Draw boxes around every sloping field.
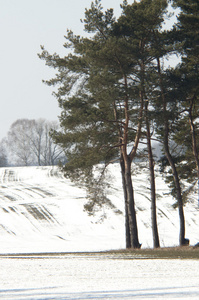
[0,164,198,254]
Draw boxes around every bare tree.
[6,118,64,166]
[7,119,35,166]
[40,120,64,166]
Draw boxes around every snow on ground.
[1,254,199,299]
[0,163,198,253]
[0,165,125,253]
[0,164,199,299]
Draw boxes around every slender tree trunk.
[189,99,199,208]
[144,100,160,248]
[120,154,131,248]
[164,139,187,245]
[123,155,141,249]
[157,57,187,246]
[113,95,132,248]
[121,147,140,249]
[121,73,141,249]
[189,99,199,178]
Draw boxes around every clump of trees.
[39,0,199,248]
[0,118,64,167]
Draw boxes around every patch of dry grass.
[107,246,199,259]
[1,246,199,259]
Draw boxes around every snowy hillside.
[0,164,198,254]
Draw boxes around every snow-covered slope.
[0,164,198,254]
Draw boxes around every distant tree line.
[39,0,199,249]
[0,118,64,167]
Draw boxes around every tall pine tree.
[39,0,143,248]
[172,0,199,191]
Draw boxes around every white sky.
[0,0,178,142]
[0,0,131,141]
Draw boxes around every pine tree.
[39,0,142,248]
[152,28,189,246]
[172,0,199,187]
[39,0,170,248]
[115,0,169,248]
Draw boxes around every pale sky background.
[0,0,178,142]
[0,0,133,141]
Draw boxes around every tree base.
[181,238,190,246]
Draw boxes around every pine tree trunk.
[124,156,141,249]
[157,57,187,246]
[189,100,199,179]
[120,154,131,248]
[121,73,141,249]
[145,102,160,248]
[164,143,187,245]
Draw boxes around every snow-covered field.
[1,254,199,299]
[0,164,198,252]
[0,164,199,299]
